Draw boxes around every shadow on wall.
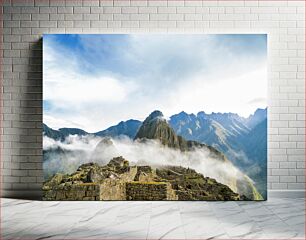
[6,38,43,200]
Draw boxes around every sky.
[43,34,267,132]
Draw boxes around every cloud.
[43,39,137,106]
[43,34,267,131]
[43,115,84,130]
[248,97,267,105]
[43,135,247,193]
[164,65,267,118]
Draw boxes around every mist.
[43,135,248,192]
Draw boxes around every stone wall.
[100,179,125,200]
[135,166,156,182]
[100,166,138,200]
[126,182,178,201]
[43,166,181,201]
[43,183,100,201]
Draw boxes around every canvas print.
[43,34,267,201]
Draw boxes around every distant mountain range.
[43,108,267,198]
[168,108,267,198]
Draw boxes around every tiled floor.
[1,198,305,239]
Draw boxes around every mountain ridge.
[43,108,267,198]
[43,108,266,140]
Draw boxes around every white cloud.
[43,135,247,193]
[43,115,84,130]
[43,42,137,107]
[164,65,267,118]
[43,34,267,132]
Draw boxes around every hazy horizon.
[44,107,267,132]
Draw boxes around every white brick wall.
[1,0,305,198]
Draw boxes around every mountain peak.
[134,110,182,149]
[245,108,267,129]
[146,110,164,122]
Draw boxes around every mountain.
[168,109,267,198]
[168,109,267,167]
[43,120,141,140]
[242,118,267,198]
[244,108,267,129]
[43,123,65,141]
[96,119,141,139]
[134,110,224,157]
[133,110,262,200]
[43,123,88,141]
[134,110,181,149]
[43,108,267,199]
[58,127,88,137]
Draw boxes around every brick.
[289,169,304,176]
[269,176,279,183]
[185,0,202,7]
[65,14,83,20]
[12,14,31,20]
[50,14,65,20]
[209,7,225,13]
[39,6,57,14]
[130,14,149,21]
[58,21,73,28]
[139,7,157,14]
[99,14,113,20]
[288,183,305,189]
[177,7,196,14]
[74,7,90,14]
[90,21,107,28]
[114,14,130,21]
[158,7,176,14]
[195,7,209,14]
[159,21,176,28]
[121,20,139,28]
[148,0,167,7]
[12,0,34,7]
[280,176,296,183]
[65,0,82,6]
[74,21,90,28]
[31,14,49,20]
[280,162,296,169]
[49,0,65,6]
[90,6,104,13]
[121,7,138,14]
[103,6,121,14]
[83,14,99,20]
[12,28,31,35]
[140,20,158,28]
[271,183,287,189]
[150,14,168,21]
[131,0,147,7]
[21,6,39,13]
[39,21,57,28]
[57,6,73,14]
[83,0,99,6]
[35,0,49,6]
[185,14,202,21]
[210,21,234,28]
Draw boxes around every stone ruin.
[43,156,178,201]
